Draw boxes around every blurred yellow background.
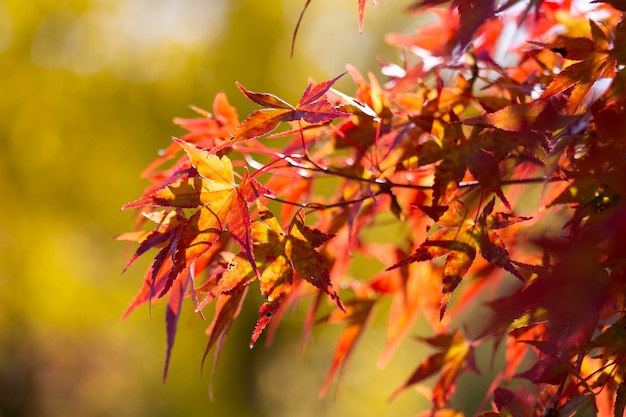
[0,1,444,416]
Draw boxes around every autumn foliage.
[119,1,626,415]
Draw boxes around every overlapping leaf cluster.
[120,1,626,415]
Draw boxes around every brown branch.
[281,152,564,191]
[263,192,379,211]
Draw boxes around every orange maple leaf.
[388,198,530,319]
[123,139,270,293]
[198,204,344,349]
[217,74,350,150]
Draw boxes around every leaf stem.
[237,140,566,194]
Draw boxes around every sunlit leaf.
[236,81,293,109]
[389,198,527,318]
[222,75,349,148]
[163,270,188,381]
[119,2,626,413]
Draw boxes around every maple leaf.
[387,7,460,60]
[475,276,548,343]
[403,0,497,55]
[395,117,467,206]
[141,92,239,180]
[202,204,344,348]
[454,0,496,52]
[123,139,270,296]
[119,210,185,275]
[389,331,478,407]
[251,207,344,346]
[218,74,349,149]
[477,239,610,389]
[515,342,574,386]
[463,99,575,133]
[120,214,232,382]
[118,2,626,413]
[502,331,534,382]
[163,269,188,381]
[398,109,521,209]
[387,198,529,318]
[535,26,618,114]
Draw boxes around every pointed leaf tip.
[250,302,280,348]
[235,81,293,110]
[163,276,187,382]
[298,72,347,107]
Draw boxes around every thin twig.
[263,192,378,211]
[291,0,312,58]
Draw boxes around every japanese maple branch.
[263,191,381,211]
[284,151,565,190]
[235,137,566,194]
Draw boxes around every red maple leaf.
[217,73,350,149]
[388,198,530,319]
[122,139,271,325]
[198,204,344,349]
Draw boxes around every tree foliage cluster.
[119,1,626,415]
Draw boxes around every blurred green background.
[0,1,442,416]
